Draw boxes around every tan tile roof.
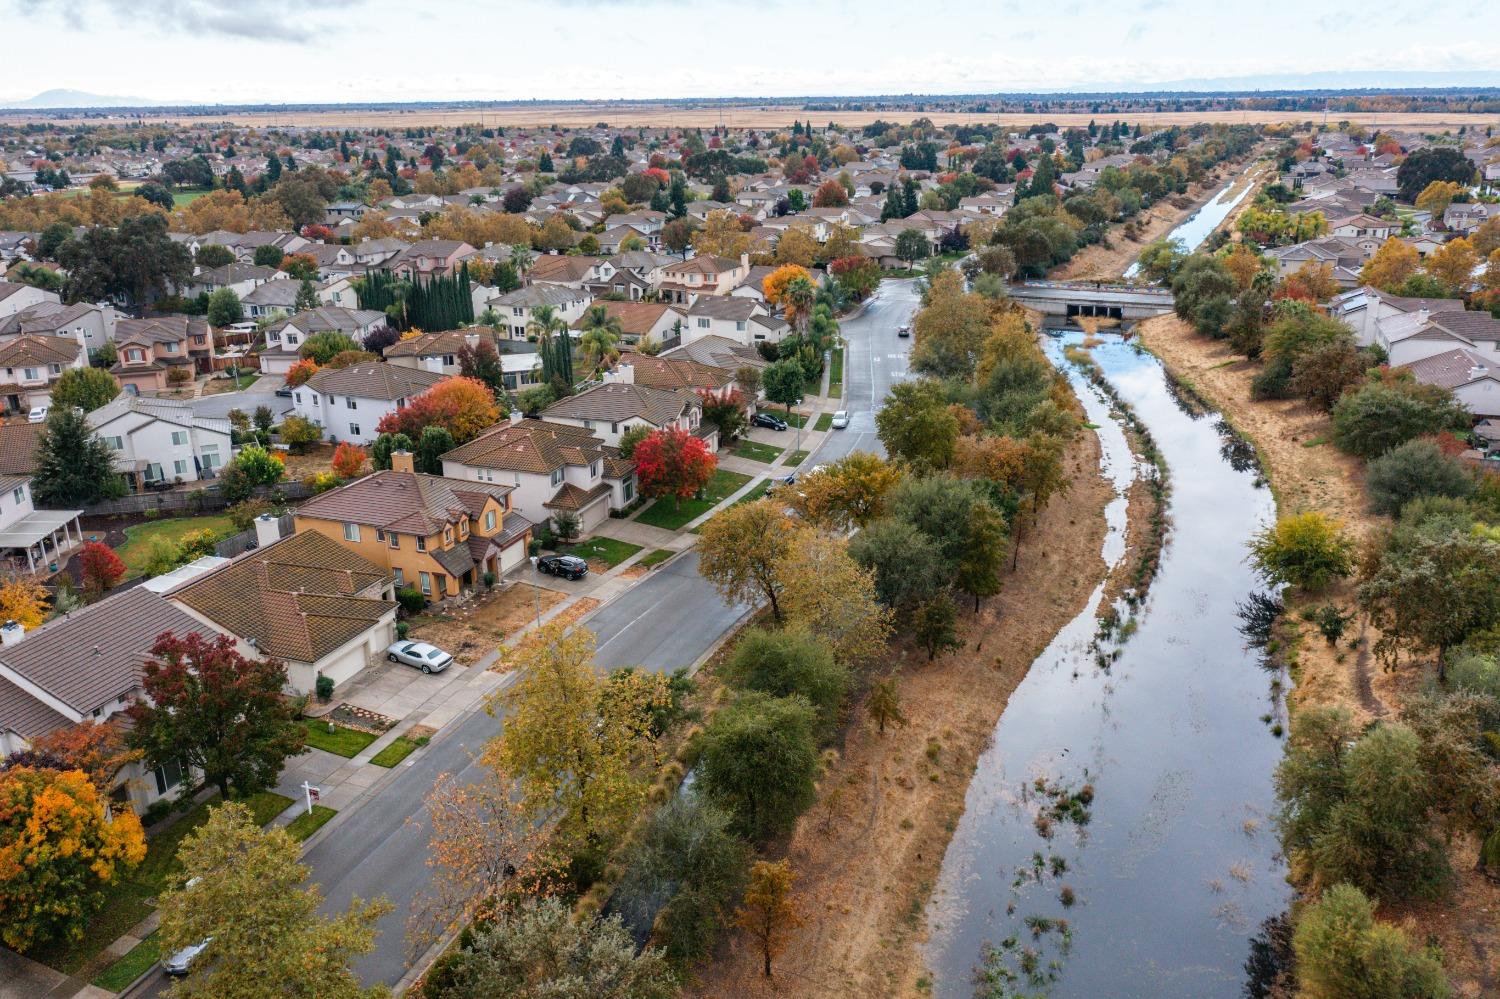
[545,481,612,511]
[442,418,607,475]
[294,469,511,535]
[569,301,684,338]
[0,423,40,474]
[304,363,445,401]
[542,381,695,428]
[622,355,732,392]
[171,531,389,664]
[0,334,81,368]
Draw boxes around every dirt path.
[684,431,1116,998]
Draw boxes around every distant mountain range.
[0,89,190,109]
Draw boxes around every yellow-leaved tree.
[1425,236,1477,290]
[1360,237,1420,291]
[0,577,49,629]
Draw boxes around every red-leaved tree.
[77,541,126,598]
[284,358,319,387]
[331,442,368,479]
[633,427,717,508]
[375,376,499,445]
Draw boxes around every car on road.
[163,937,211,977]
[897,324,911,337]
[752,412,788,431]
[274,387,294,398]
[384,640,454,674]
[26,405,47,423]
[536,553,589,580]
[764,472,797,496]
[831,410,849,429]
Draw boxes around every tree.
[483,621,665,851]
[57,213,191,309]
[32,407,125,506]
[370,432,415,471]
[724,627,847,735]
[294,278,320,312]
[787,451,901,531]
[1170,253,1236,336]
[775,530,891,666]
[195,243,235,269]
[1425,236,1476,290]
[829,255,881,301]
[735,859,805,978]
[0,577,48,629]
[866,676,909,735]
[956,501,1008,610]
[277,414,322,454]
[127,632,305,800]
[1292,883,1449,999]
[77,540,125,598]
[761,264,813,311]
[577,310,621,372]
[1396,146,1475,201]
[632,427,716,507]
[1416,179,1465,221]
[1360,238,1421,292]
[910,270,990,379]
[331,442,368,479]
[416,425,456,475]
[284,357,319,388]
[299,330,360,365]
[876,378,959,472]
[376,376,500,445]
[848,517,948,613]
[0,765,146,952]
[1291,340,1368,411]
[773,225,819,268]
[895,228,930,266]
[204,287,243,327]
[700,692,820,841]
[48,365,118,412]
[1331,381,1468,459]
[914,594,963,659]
[1366,439,1474,517]
[1248,512,1355,593]
[252,244,284,268]
[424,897,677,999]
[811,179,848,208]
[157,802,390,999]
[761,358,805,415]
[697,499,796,621]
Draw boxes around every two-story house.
[111,316,213,393]
[659,253,751,304]
[441,415,636,533]
[569,301,685,347]
[0,280,59,318]
[383,329,544,393]
[179,263,282,301]
[293,453,533,599]
[0,301,116,355]
[0,334,86,414]
[479,284,593,341]
[292,363,446,445]
[88,395,234,490]
[541,371,713,450]
[683,296,789,346]
[259,307,386,375]
[388,239,476,278]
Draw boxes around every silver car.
[831,410,849,429]
[163,937,211,976]
[384,640,453,674]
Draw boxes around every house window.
[419,571,432,595]
[550,468,564,487]
[22,367,37,381]
[485,510,496,531]
[164,342,178,353]
[392,567,404,586]
[173,459,189,476]
[49,363,61,375]
[376,528,385,542]
[343,523,361,542]
[623,479,634,502]
[293,392,301,404]
[349,423,361,437]
[396,397,406,409]
[105,436,123,450]
[171,430,188,447]
[696,318,710,329]
[201,449,221,470]
[590,460,601,478]
[11,484,24,504]
[436,575,448,597]
[389,533,400,549]
[443,354,455,365]
[286,333,299,346]
[127,349,143,362]
[152,759,184,796]
[458,520,467,538]
[346,397,357,409]
[416,535,427,552]
[444,527,453,545]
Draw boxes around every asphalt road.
[188,374,290,421]
[127,278,917,995]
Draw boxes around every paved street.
[188,375,290,420]
[126,277,917,996]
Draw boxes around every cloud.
[10,0,368,42]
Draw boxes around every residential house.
[1445,202,1496,234]
[1372,309,1500,367]
[0,472,83,576]
[683,295,789,346]
[1401,347,1500,419]
[241,276,356,319]
[660,334,770,378]
[350,237,410,269]
[659,254,751,304]
[1329,286,1466,348]
[441,416,636,533]
[0,301,116,354]
[0,334,86,414]
[479,284,593,341]
[0,280,58,318]
[1326,213,1397,253]
[291,363,445,445]
[259,307,386,375]
[293,453,533,598]
[541,369,713,450]
[179,263,282,300]
[111,315,213,392]
[568,300,685,346]
[88,395,234,490]
[528,254,613,289]
[383,329,543,392]
[389,239,476,278]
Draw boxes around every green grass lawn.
[778,410,810,428]
[814,413,833,432]
[116,514,236,579]
[241,790,294,826]
[829,347,844,395]
[561,535,643,568]
[370,736,426,768]
[285,805,337,842]
[635,469,752,532]
[92,933,160,991]
[170,188,214,206]
[637,548,676,569]
[785,450,811,467]
[734,439,785,463]
[300,722,379,758]
[732,478,772,506]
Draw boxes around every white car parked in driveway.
[384,640,454,673]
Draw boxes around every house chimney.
[254,513,281,548]
[606,362,635,385]
[509,409,524,426]
[739,252,749,271]
[1417,308,1430,323]
[390,449,416,474]
[0,620,24,647]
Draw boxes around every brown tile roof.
[431,542,476,579]
[0,672,72,741]
[383,329,492,359]
[171,531,389,664]
[294,469,511,535]
[0,587,219,717]
[542,381,695,427]
[622,355,732,392]
[545,481,612,511]
[442,418,608,475]
[304,363,445,401]
[0,423,40,475]
[529,255,601,284]
[0,334,81,368]
[568,301,684,337]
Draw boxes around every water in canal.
[923,330,1287,998]
[1123,165,1259,280]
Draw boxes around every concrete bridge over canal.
[1009,281,1175,320]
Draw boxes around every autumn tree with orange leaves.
[284,357,319,388]
[331,442,369,479]
[0,766,146,951]
[77,540,126,598]
[376,376,499,446]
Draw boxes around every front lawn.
[829,347,844,395]
[637,548,676,569]
[370,736,426,768]
[92,933,160,991]
[814,413,833,432]
[300,722,379,758]
[116,514,236,579]
[634,470,752,532]
[560,535,643,568]
[784,450,811,467]
[285,805,337,842]
[732,478,772,507]
[241,790,295,825]
[734,440,785,463]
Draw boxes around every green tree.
[294,278,320,312]
[1366,439,1475,517]
[32,407,125,506]
[875,378,959,471]
[866,676,908,734]
[158,803,390,999]
[48,366,119,412]
[205,287,243,327]
[698,692,820,841]
[416,425,456,475]
[127,632,306,801]
[1170,254,1237,337]
[697,499,795,621]
[909,270,989,380]
[848,517,948,613]
[913,594,963,660]
[252,244,284,268]
[57,213,192,309]
[886,473,995,562]
[1331,382,1468,459]
[956,502,1008,611]
[277,414,322,454]
[423,897,676,999]
[371,432,415,470]
[761,358,805,414]
[218,445,285,503]
[722,627,847,735]
[895,228,930,266]
[1248,511,1355,592]
[1293,883,1450,999]
[299,330,360,364]
[194,243,235,269]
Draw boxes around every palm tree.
[509,245,536,286]
[525,303,566,342]
[782,274,817,335]
[577,305,623,372]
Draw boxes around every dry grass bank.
[684,431,1117,998]
[1134,312,1500,997]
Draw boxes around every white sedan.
[831,410,849,429]
[384,640,454,674]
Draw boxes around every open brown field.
[14,105,1500,130]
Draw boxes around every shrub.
[1248,354,1296,401]
[303,471,339,494]
[721,628,847,737]
[226,498,272,533]
[395,586,425,615]
[1248,511,1355,592]
[1293,883,1449,999]
[1366,438,1475,517]
[395,620,409,639]
[1331,381,1469,459]
[165,366,192,385]
[697,692,820,841]
[314,675,334,702]
[277,415,322,454]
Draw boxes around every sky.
[5,0,1500,105]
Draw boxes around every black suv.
[752,412,788,431]
[536,553,589,580]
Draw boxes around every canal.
[1123,165,1259,279]
[922,330,1287,998]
